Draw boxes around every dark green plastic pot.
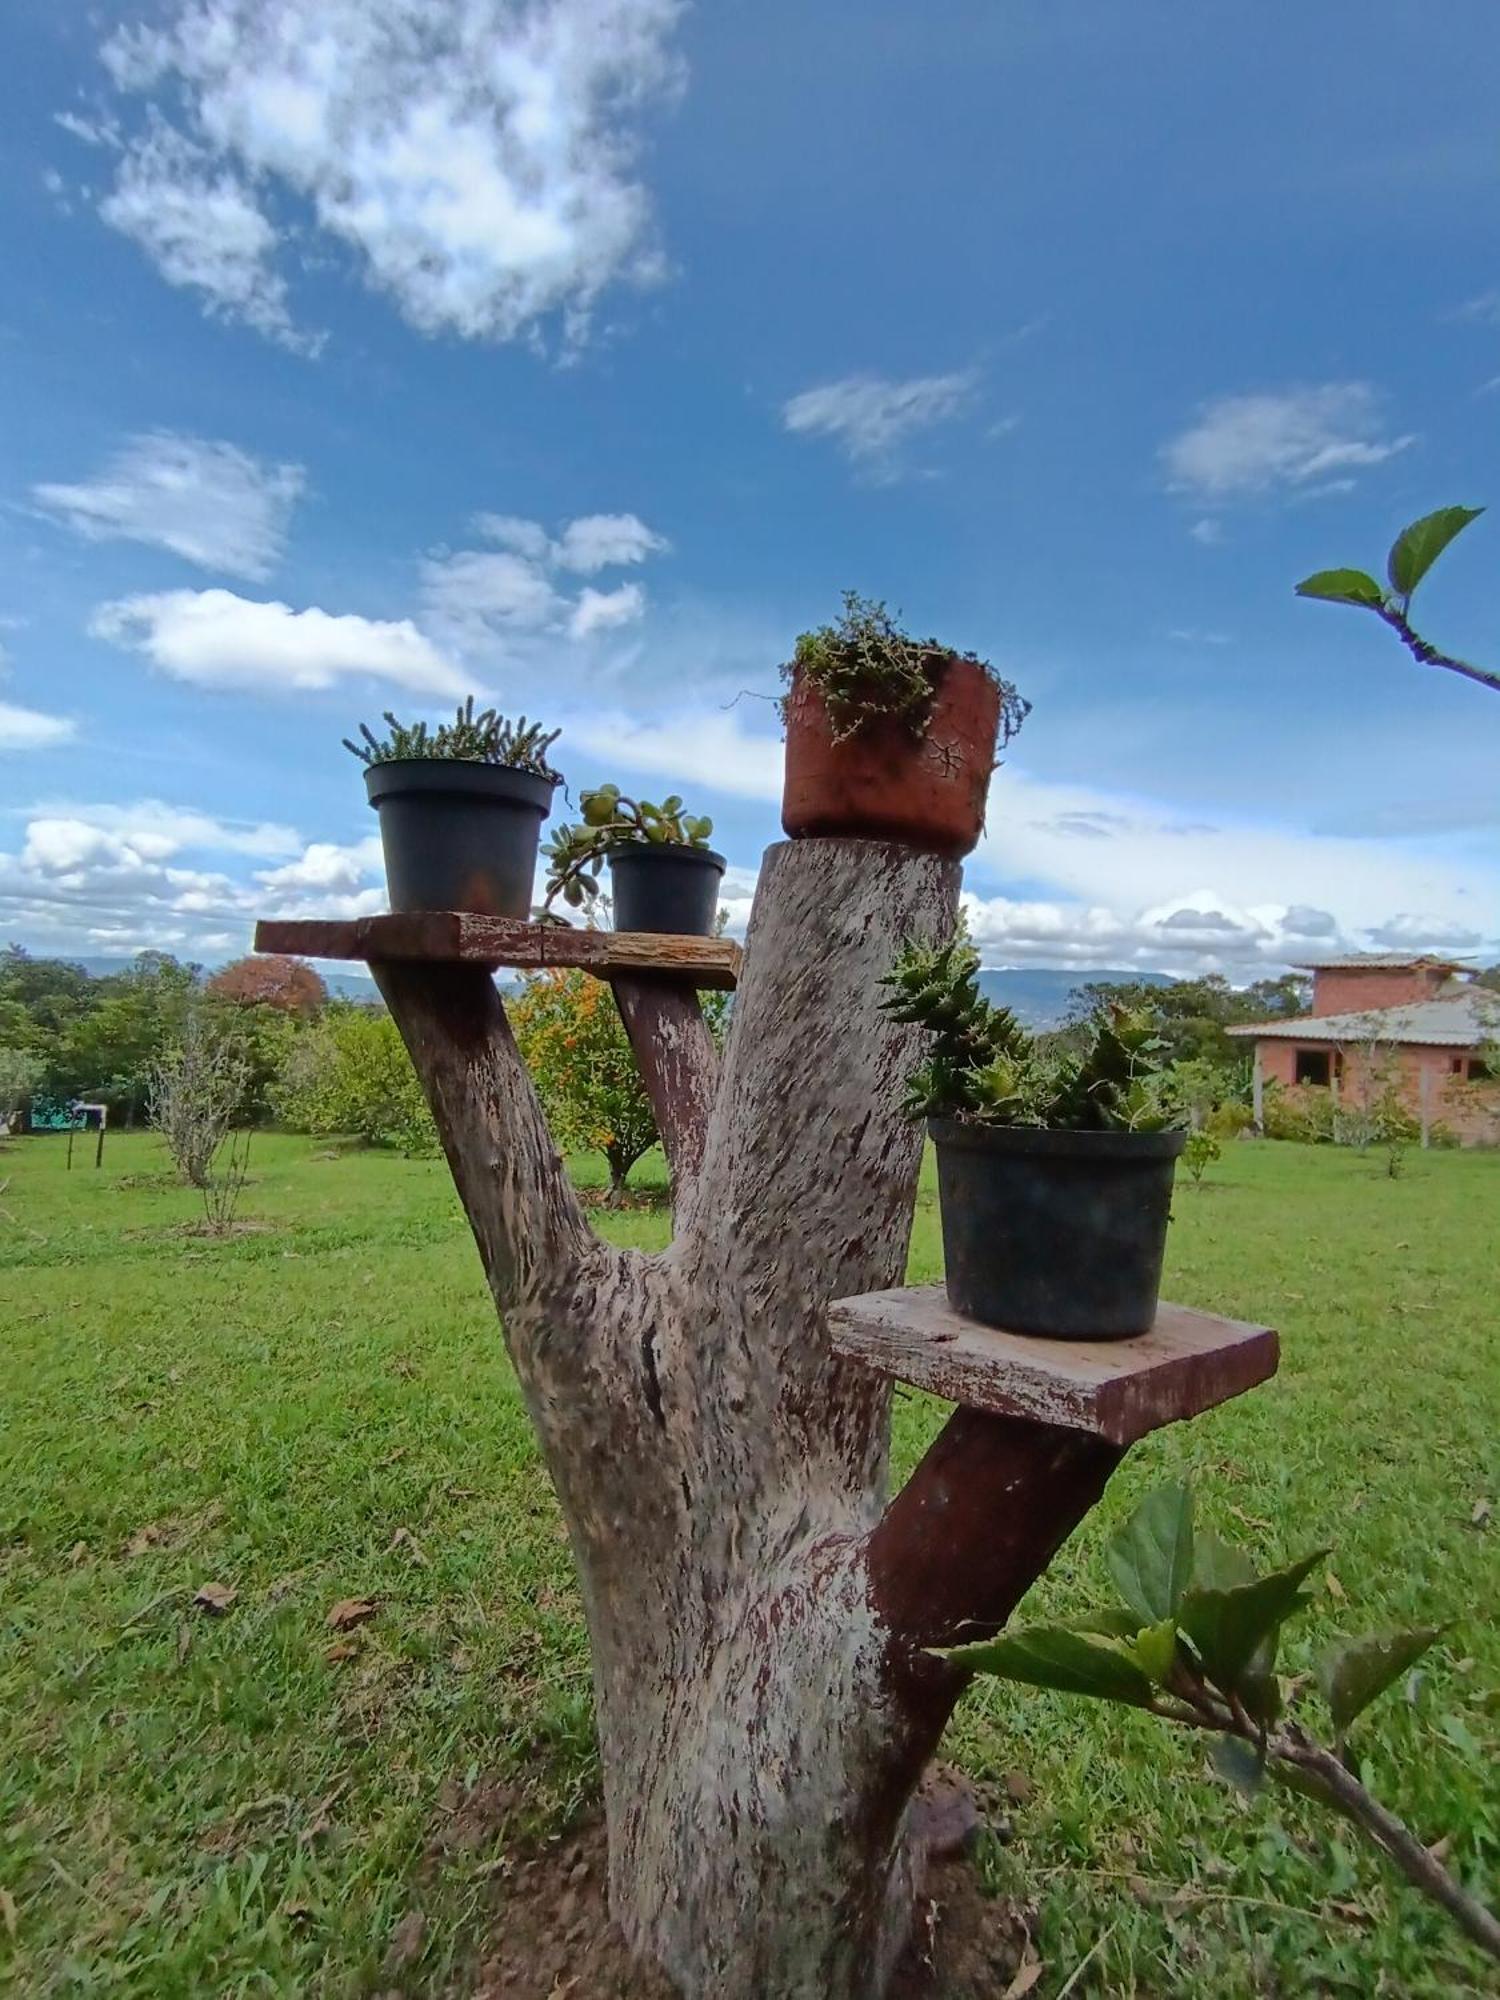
[930,1119,1186,1340]
[364,760,556,917]
[607,844,726,935]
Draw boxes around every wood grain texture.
[255,912,741,987]
[828,1285,1278,1446]
[608,974,718,1190]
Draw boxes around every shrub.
[273,1003,435,1155]
[1261,1081,1335,1144]
[148,1011,252,1188]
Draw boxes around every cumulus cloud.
[421,511,667,654]
[33,432,304,579]
[0,703,76,751]
[1161,383,1414,501]
[569,582,645,639]
[0,809,386,959]
[90,0,685,349]
[99,116,310,349]
[90,587,468,696]
[782,369,979,473]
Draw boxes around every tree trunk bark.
[374,839,1122,1999]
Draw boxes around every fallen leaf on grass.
[1472,1498,1492,1528]
[1003,1769,1034,1805]
[67,1540,89,1566]
[177,1621,193,1663]
[193,1581,237,1615]
[0,1887,17,1939]
[1324,1569,1346,1602]
[1001,1944,1044,1998]
[1229,1506,1272,1533]
[327,1597,377,1631]
[387,1527,427,1567]
[325,1640,361,1664]
[384,1909,427,1975]
[1427,1835,1453,1865]
[282,1900,314,1925]
[124,1521,173,1557]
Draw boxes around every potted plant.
[780,592,1029,857]
[881,938,1186,1338]
[345,700,561,919]
[542,786,724,935]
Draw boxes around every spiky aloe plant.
[343,698,562,779]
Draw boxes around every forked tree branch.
[1378,602,1500,694]
[373,960,602,1320]
[608,973,719,1197]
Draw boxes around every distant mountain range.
[56,956,1166,1027]
[975,967,1171,1030]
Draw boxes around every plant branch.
[1376,604,1500,695]
[1151,1674,1500,1964]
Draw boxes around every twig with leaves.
[943,1483,1500,1964]
[1297,505,1500,695]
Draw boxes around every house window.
[1451,1058,1465,1075]
[1295,1048,1331,1086]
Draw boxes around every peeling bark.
[375,840,1127,2000]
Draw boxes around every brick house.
[1228,954,1500,1146]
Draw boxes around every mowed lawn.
[2,1131,1497,1998]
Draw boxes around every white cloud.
[92,0,685,350]
[1455,288,1500,327]
[256,835,383,897]
[554,513,668,572]
[1167,628,1231,646]
[782,369,979,470]
[562,706,783,800]
[422,511,667,653]
[12,800,301,861]
[90,587,468,697]
[98,116,310,349]
[569,582,645,639]
[1161,384,1414,501]
[1188,517,1224,545]
[33,432,304,580]
[0,703,76,751]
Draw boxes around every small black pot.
[607,843,726,936]
[364,759,555,918]
[930,1120,1186,1340]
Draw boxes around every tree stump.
[260,838,1271,1998]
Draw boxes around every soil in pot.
[930,1120,1186,1340]
[607,844,726,935]
[781,654,1002,858]
[365,760,555,918]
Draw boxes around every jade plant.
[945,1481,1499,1964]
[782,590,1031,745]
[543,786,715,912]
[1296,504,1500,695]
[343,698,562,778]
[881,937,1181,1130]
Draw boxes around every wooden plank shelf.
[254,913,741,989]
[828,1285,1277,1447]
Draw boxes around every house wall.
[1256,1038,1499,1145]
[1310,966,1450,1016]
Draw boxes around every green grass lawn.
[2,1130,1496,1996]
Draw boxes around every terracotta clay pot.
[781,654,1002,857]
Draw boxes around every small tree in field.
[509,966,659,1200]
[0,1047,43,1131]
[271,1002,435,1154]
[148,1011,251,1188]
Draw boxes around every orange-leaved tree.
[207,953,328,1015]
[508,966,660,1200]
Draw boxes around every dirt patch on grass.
[434,1803,1027,1999]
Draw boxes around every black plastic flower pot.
[929,1119,1187,1340]
[364,760,555,918]
[606,844,726,935]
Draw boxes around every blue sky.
[3,0,1499,976]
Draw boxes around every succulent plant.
[542,786,715,912]
[343,698,562,780]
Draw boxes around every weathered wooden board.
[255,913,740,988]
[828,1284,1277,1446]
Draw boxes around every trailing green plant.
[941,1481,1500,1964]
[881,938,1182,1131]
[542,786,715,913]
[781,590,1030,745]
[343,697,562,778]
[1296,505,1500,695]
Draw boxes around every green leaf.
[1318,1627,1446,1737]
[1179,1550,1327,1703]
[1294,568,1386,609]
[1124,1617,1179,1686]
[1192,1530,1256,1593]
[944,1626,1156,1707]
[1071,1607,1143,1640]
[1209,1735,1264,1798]
[1386,506,1484,598]
[1107,1483,1196,1624]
